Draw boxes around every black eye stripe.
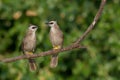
[49,22,53,24]
[32,27,36,29]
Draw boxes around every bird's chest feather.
[28,33,36,42]
[24,33,36,51]
[50,27,61,45]
[50,28,58,39]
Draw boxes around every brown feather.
[21,28,37,71]
[49,23,63,68]
[22,30,36,53]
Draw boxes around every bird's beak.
[45,22,51,27]
[35,26,38,28]
[45,21,49,25]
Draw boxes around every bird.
[21,24,38,71]
[46,21,63,68]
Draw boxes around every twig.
[75,0,106,44]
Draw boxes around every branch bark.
[75,0,106,44]
[1,0,106,63]
[1,45,86,63]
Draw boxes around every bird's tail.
[28,58,37,71]
[50,54,58,68]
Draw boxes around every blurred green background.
[0,0,120,80]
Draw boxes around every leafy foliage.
[0,0,120,80]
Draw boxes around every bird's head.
[28,24,38,32]
[45,21,57,27]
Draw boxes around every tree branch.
[1,0,106,63]
[75,0,106,44]
[1,45,86,63]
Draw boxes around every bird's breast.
[24,32,36,51]
[50,28,63,46]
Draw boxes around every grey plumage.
[49,23,63,47]
[46,21,63,68]
[21,24,37,71]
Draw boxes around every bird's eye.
[32,27,36,29]
[49,22,53,24]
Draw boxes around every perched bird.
[46,21,63,68]
[21,24,38,71]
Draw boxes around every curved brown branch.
[75,0,106,44]
[1,0,106,63]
